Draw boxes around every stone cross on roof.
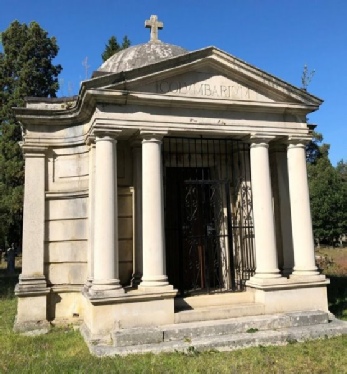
[145,15,163,43]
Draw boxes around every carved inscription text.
[156,80,256,100]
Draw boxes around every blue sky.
[1,0,346,165]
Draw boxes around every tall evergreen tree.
[101,35,131,62]
[0,21,62,247]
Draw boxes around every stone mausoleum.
[14,16,332,352]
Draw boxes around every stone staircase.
[80,293,347,356]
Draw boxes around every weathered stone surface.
[112,327,163,347]
[174,303,265,324]
[81,312,347,356]
[97,41,188,75]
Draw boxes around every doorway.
[163,137,256,296]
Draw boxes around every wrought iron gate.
[163,137,255,296]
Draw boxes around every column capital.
[21,143,48,158]
[249,134,276,146]
[140,130,168,141]
[93,129,122,139]
[286,135,312,146]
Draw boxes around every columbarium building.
[14,16,329,350]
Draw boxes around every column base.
[89,279,124,298]
[290,272,326,283]
[14,275,50,334]
[15,274,48,295]
[247,275,288,288]
[139,275,170,290]
[138,284,174,293]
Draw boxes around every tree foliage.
[0,20,62,247]
[336,159,347,182]
[307,139,347,245]
[306,131,323,164]
[101,35,131,62]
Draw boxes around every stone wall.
[44,142,134,321]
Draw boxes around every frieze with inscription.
[155,79,270,101]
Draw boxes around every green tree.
[101,35,131,62]
[308,146,347,246]
[336,159,347,182]
[0,20,62,246]
[305,131,332,164]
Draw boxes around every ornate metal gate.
[163,137,255,296]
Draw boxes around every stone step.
[174,302,264,323]
[89,314,347,356]
[174,291,255,311]
[111,310,329,348]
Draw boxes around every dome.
[97,41,189,74]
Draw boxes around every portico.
[14,15,329,347]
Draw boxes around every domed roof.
[97,41,188,74]
[96,15,188,75]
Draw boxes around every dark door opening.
[163,137,256,297]
[165,167,233,295]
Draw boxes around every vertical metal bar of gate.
[225,182,236,291]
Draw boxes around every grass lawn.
[0,252,346,373]
[316,246,347,320]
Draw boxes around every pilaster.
[15,144,50,332]
[85,136,96,290]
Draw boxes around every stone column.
[85,137,96,290]
[139,132,172,291]
[131,142,143,287]
[90,132,124,296]
[15,144,50,332]
[247,137,285,287]
[287,139,324,281]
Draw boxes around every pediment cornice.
[14,46,323,128]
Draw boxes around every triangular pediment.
[87,47,323,108]
[128,67,277,102]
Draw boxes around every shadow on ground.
[327,276,347,319]
[0,268,20,298]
